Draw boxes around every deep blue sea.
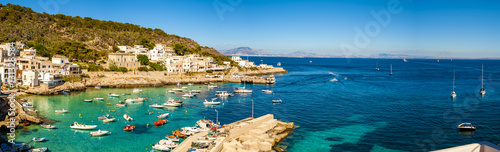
[10,57,500,152]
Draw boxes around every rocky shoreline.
[22,67,287,95]
[0,94,43,130]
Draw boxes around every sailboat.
[403,58,408,62]
[375,61,380,71]
[277,62,281,66]
[451,71,456,99]
[234,80,252,93]
[479,64,486,96]
[389,64,392,75]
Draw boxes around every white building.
[51,55,70,64]
[22,70,39,87]
[133,45,149,56]
[149,44,174,61]
[117,46,133,53]
[40,73,63,87]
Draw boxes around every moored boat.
[89,129,109,136]
[262,89,273,93]
[41,124,56,129]
[123,125,135,131]
[215,91,233,97]
[97,114,109,120]
[83,99,93,102]
[70,122,97,130]
[203,99,220,105]
[102,118,116,123]
[154,119,168,126]
[22,102,34,108]
[116,101,127,107]
[32,137,46,142]
[166,135,180,142]
[132,88,142,93]
[152,139,178,151]
[55,109,68,113]
[123,114,133,121]
[30,147,48,152]
[108,93,120,97]
[149,103,164,108]
[234,87,252,93]
[163,101,182,107]
[157,113,169,119]
[272,99,282,103]
[93,97,104,101]
[172,130,186,138]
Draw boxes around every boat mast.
[482,64,484,89]
[453,71,455,92]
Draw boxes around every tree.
[173,43,187,56]
[112,46,119,52]
[137,54,149,65]
[138,38,155,50]
[34,44,51,58]
[119,67,128,73]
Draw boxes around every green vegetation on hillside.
[0,3,227,63]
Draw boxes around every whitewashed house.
[22,70,39,87]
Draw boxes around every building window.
[124,58,126,62]
[127,63,128,67]
[120,63,121,66]
[42,65,46,68]
[49,65,51,68]
[118,59,120,61]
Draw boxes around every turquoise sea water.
[8,57,500,151]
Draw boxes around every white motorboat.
[166,136,180,142]
[172,88,183,92]
[89,130,109,136]
[102,118,116,123]
[479,64,486,96]
[22,102,34,108]
[41,124,56,129]
[191,90,202,93]
[164,101,182,107]
[309,61,312,63]
[182,93,195,98]
[125,97,146,103]
[167,90,175,93]
[262,89,273,93]
[152,139,178,151]
[182,87,188,89]
[375,61,380,71]
[123,114,133,121]
[157,113,169,119]
[55,109,68,113]
[83,99,93,102]
[182,126,201,133]
[330,78,338,82]
[215,91,233,97]
[234,87,252,93]
[187,83,193,86]
[108,93,120,97]
[389,64,393,75]
[93,97,104,101]
[116,101,127,107]
[30,147,48,152]
[266,75,276,84]
[208,85,218,88]
[277,62,281,66]
[272,99,282,103]
[95,86,101,89]
[97,114,109,120]
[451,71,457,99]
[132,89,142,93]
[32,137,46,142]
[70,122,97,130]
[149,104,164,108]
[457,123,476,131]
[403,58,408,62]
[203,99,220,105]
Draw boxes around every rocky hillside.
[220,47,270,56]
[0,3,222,57]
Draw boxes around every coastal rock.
[24,82,86,95]
[0,96,42,130]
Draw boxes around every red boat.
[22,122,30,126]
[153,119,168,126]
[123,125,135,131]
[17,99,28,102]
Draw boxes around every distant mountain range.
[220,47,441,59]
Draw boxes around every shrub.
[138,67,149,71]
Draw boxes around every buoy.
[79,114,81,118]
[239,100,240,103]
[114,105,116,108]
[185,110,187,114]
[54,134,56,136]
[147,124,149,128]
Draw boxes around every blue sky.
[2,0,500,58]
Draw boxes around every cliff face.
[0,95,42,130]
[24,82,86,95]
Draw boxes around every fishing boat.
[389,64,393,75]
[108,93,120,97]
[30,147,48,152]
[457,123,476,131]
[190,90,202,93]
[22,102,34,108]
[172,88,183,92]
[93,97,104,101]
[103,118,116,123]
[266,75,276,84]
[187,83,193,86]
[116,101,127,107]
[215,91,233,97]
[277,62,281,66]
[70,122,97,130]
[163,101,182,107]
[157,113,169,119]
[234,87,252,93]
[149,103,164,108]
[89,130,109,136]
[451,71,457,99]
[123,125,135,131]
[479,64,486,96]
[132,88,142,93]
[166,135,180,142]
[55,109,68,113]
[152,139,178,151]
[272,99,282,103]
[172,130,186,138]
[83,99,93,102]
[154,119,168,126]
[26,108,38,113]
[17,98,28,102]
[97,114,109,120]
[203,99,220,105]
[32,137,46,142]
[123,114,133,121]
[262,89,273,93]
[41,124,56,129]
